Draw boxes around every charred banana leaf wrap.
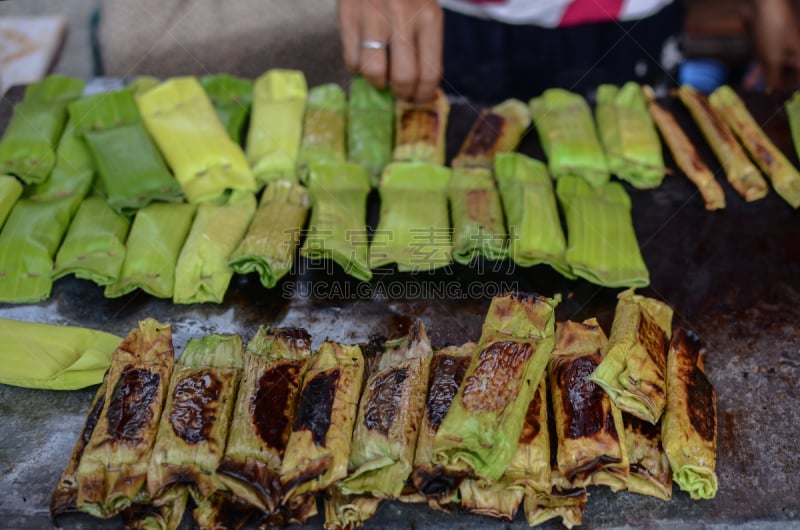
[121,487,189,530]
[393,89,450,165]
[624,413,672,500]
[0,175,22,227]
[200,74,253,142]
[452,98,531,168]
[347,76,394,183]
[449,167,508,264]
[298,83,347,172]
[324,489,381,530]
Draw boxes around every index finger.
[339,0,362,73]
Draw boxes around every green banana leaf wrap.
[530,88,610,187]
[127,76,161,95]
[53,196,131,286]
[75,319,174,518]
[393,89,450,165]
[590,288,673,424]
[432,292,558,481]
[494,153,572,276]
[0,75,85,184]
[200,74,253,143]
[548,319,629,491]
[191,492,257,530]
[105,202,196,299]
[0,318,120,390]
[26,120,95,202]
[596,82,666,189]
[340,321,433,498]
[452,98,531,168]
[624,413,672,500]
[298,83,347,175]
[347,76,394,184]
[323,489,381,530]
[148,334,245,499]
[301,161,372,281]
[710,85,800,209]
[121,488,189,530]
[246,69,307,184]
[449,167,508,264]
[69,89,182,215]
[228,180,309,288]
[137,77,257,204]
[370,162,452,272]
[662,327,718,500]
[173,191,256,304]
[280,341,365,499]
[0,175,22,228]
[788,91,800,161]
[556,174,650,288]
[216,327,316,524]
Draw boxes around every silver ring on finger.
[361,40,388,50]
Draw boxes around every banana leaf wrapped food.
[75,318,175,518]
[644,86,725,211]
[301,161,372,281]
[148,334,245,500]
[246,69,307,184]
[228,180,309,288]
[624,413,672,500]
[217,327,317,525]
[556,175,650,288]
[590,288,673,424]
[393,89,450,165]
[495,153,573,276]
[548,319,629,491]
[298,83,347,172]
[369,162,452,272]
[788,91,800,160]
[200,74,253,142]
[280,341,365,499]
[710,85,800,209]
[137,77,257,204]
[433,292,558,481]
[347,76,394,184]
[323,489,382,530]
[173,191,256,304]
[192,492,254,530]
[452,98,531,168]
[448,167,508,264]
[677,85,768,202]
[0,175,22,228]
[662,327,718,500]
[0,75,84,184]
[530,88,610,187]
[458,479,523,521]
[53,196,131,286]
[68,89,182,214]
[27,119,95,202]
[339,321,433,498]
[121,488,189,530]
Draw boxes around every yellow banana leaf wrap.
[323,488,382,530]
[530,88,610,187]
[105,202,196,299]
[298,83,347,173]
[75,319,174,518]
[495,153,573,276]
[121,488,189,530]
[228,180,309,288]
[370,162,452,272]
[449,167,508,264]
[393,89,450,165]
[246,69,307,184]
[458,479,523,521]
[624,413,672,500]
[136,77,257,204]
[557,174,650,288]
[452,98,531,168]
[200,74,253,143]
[0,75,84,184]
[662,327,718,500]
[0,175,22,228]
[590,288,673,424]
[301,161,372,281]
[347,76,394,184]
[280,341,365,499]
[788,91,800,161]
[433,292,558,481]
[173,191,257,304]
[148,334,245,499]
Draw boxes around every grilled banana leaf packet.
[301,161,372,281]
[556,174,650,288]
[549,319,629,491]
[530,88,610,187]
[148,334,244,500]
[452,98,531,168]
[0,175,22,228]
[200,74,253,142]
[217,327,317,524]
[324,489,382,530]
[433,292,558,481]
[495,153,572,276]
[229,180,309,288]
[192,492,255,530]
[347,76,394,184]
[339,321,433,498]
[662,327,718,500]
[105,202,196,299]
[369,162,452,272]
[0,75,84,184]
[788,92,800,160]
[393,89,450,165]
[298,83,347,174]
[75,319,175,518]
[624,413,672,500]
[246,69,307,184]
[121,488,189,530]
[449,167,508,264]
[459,479,523,521]
[710,85,800,209]
[280,341,365,499]
[590,288,673,424]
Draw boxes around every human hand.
[750,0,800,91]
[338,0,443,102]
